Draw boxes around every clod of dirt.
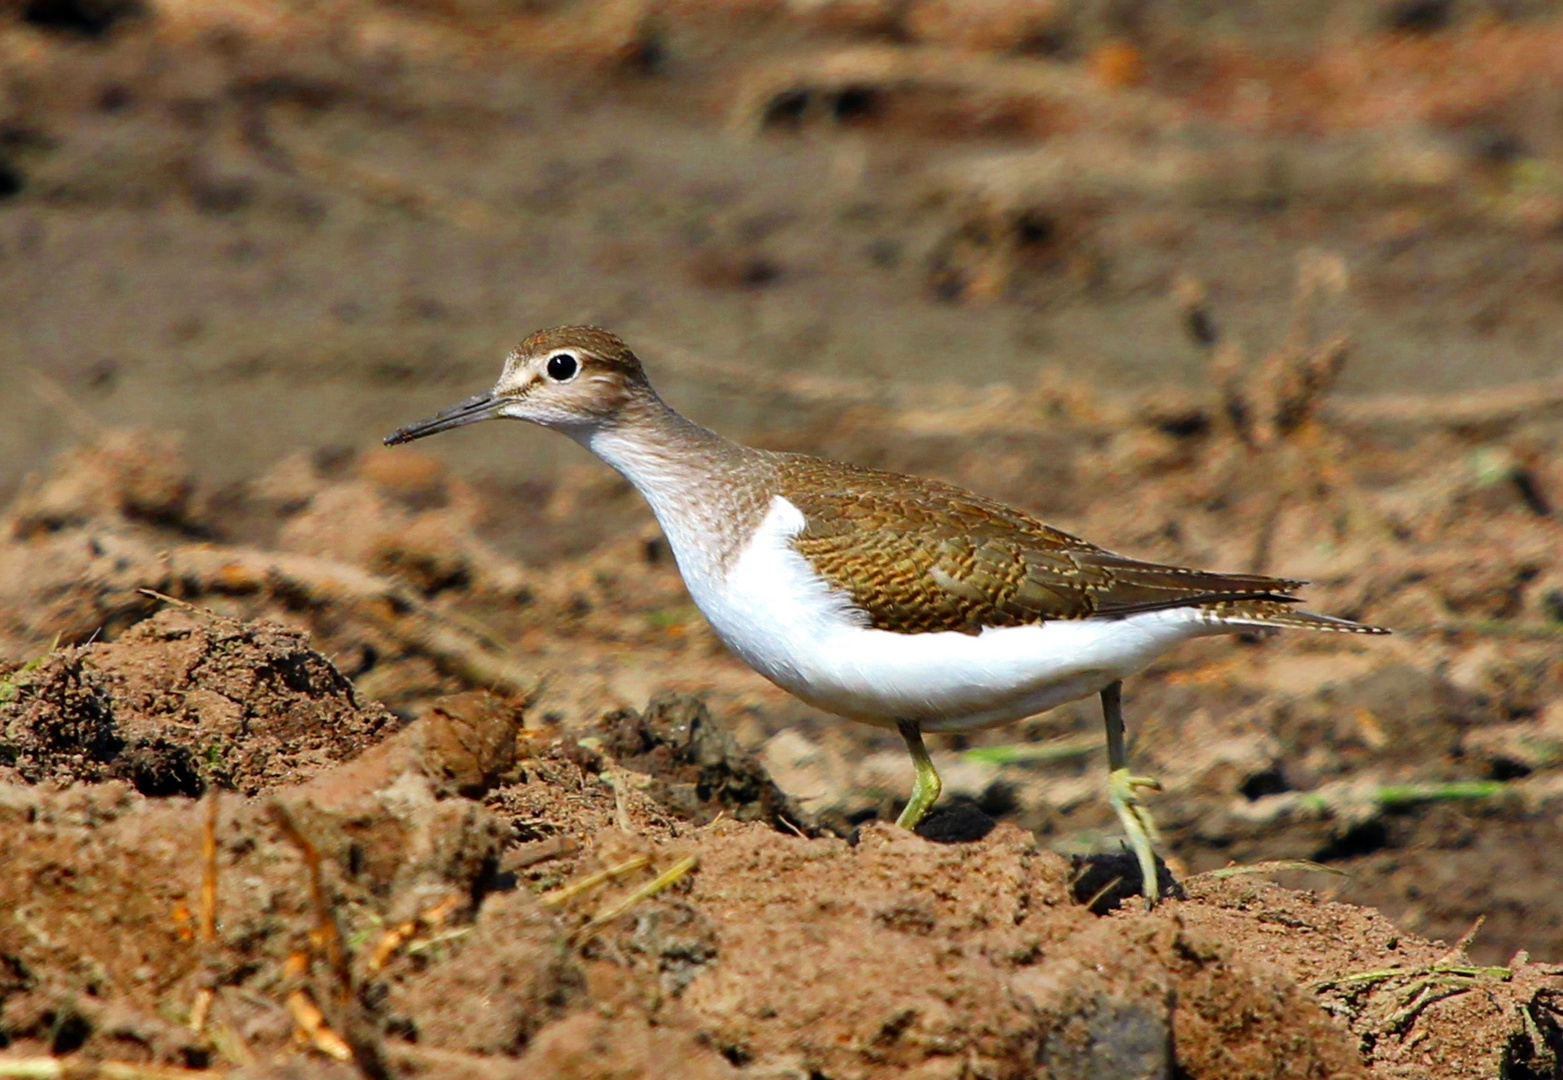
[680,822,1368,1080]
[915,800,999,843]
[594,692,813,833]
[1070,850,1182,913]
[0,702,530,1065]
[304,689,528,803]
[382,885,585,1055]
[6,428,199,539]
[0,606,395,795]
[1181,875,1563,1079]
[266,446,534,601]
[514,1010,737,1079]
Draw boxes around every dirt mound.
[592,693,813,833]
[1,607,395,795]
[1,615,1559,1079]
[681,823,1364,1080]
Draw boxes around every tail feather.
[1205,599,1390,635]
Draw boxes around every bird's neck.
[574,391,766,573]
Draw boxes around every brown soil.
[5,1,1563,1074]
[4,315,1563,1073]
[2,611,1558,1079]
[1,607,395,796]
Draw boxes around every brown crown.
[514,325,647,380]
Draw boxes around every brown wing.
[775,456,1303,635]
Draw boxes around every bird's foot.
[894,720,943,832]
[895,766,943,831]
[1108,767,1163,906]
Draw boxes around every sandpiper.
[386,326,1387,901]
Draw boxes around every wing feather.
[774,455,1303,635]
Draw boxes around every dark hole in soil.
[1240,767,1290,801]
[1313,819,1389,861]
[1384,0,1452,33]
[622,28,667,76]
[1157,411,1212,439]
[96,84,134,112]
[977,780,1020,818]
[49,1012,92,1055]
[1013,210,1055,246]
[738,257,782,288]
[1511,468,1551,516]
[0,158,22,201]
[22,0,142,38]
[1185,305,1219,346]
[1542,589,1563,623]
[763,90,811,129]
[125,745,205,798]
[832,86,880,124]
[1489,757,1534,781]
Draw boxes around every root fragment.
[367,893,464,973]
[285,987,355,1062]
[188,790,221,1035]
[269,803,350,1000]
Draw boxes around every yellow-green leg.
[1102,680,1164,904]
[895,719,942,831]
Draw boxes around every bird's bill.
[383,390,504,445]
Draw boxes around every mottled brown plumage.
[761,453,1326,635]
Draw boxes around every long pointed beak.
[383,390,504,446]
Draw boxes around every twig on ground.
[1327,372,1563,431]
[500,836,579,873]
[1188,859,1348,882]
[367,894,464,974]
[540,854,651,908]
[1373,781,1508,809]
[573,855,700,944]
[1441,914,1488,963]
[1313,962,1513,993]
[384,1043,530,1079]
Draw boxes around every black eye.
[546,352,579,381]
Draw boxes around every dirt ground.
[1,606,1560,1079]
[5,0,1563,1076]
[2,334,1563,1077]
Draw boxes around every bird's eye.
[546,352,579,381]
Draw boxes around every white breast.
[682,497,1230,731]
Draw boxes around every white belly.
[673,497,1228,732]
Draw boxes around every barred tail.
[1205,599,1391,635]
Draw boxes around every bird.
[385,326,1388,902]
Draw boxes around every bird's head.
[383,326,650,446]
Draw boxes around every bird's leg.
[895,720,942,831]
[1101,680,1164,904]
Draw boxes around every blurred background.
[3,0,1563,963]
